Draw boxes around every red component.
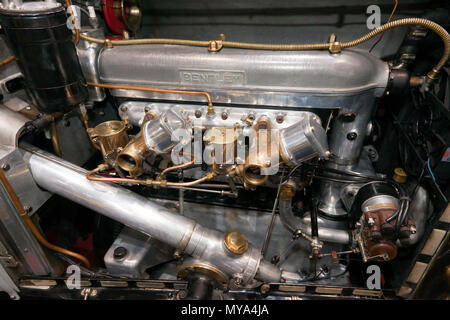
[72,233,99,268]
[331,251,339,264]
[103,0,125,35]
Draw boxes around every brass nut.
[224,230,248,255]
[208,40,223,52]
[280,184,296,200]
[393,167,407,184]
[260,283,270,294]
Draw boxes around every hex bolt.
[347,132,357,140]
[113,246,128,260]
[195,110,202,118]
[1,163,10,171]
[120,106,128,112]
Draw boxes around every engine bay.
[0,0,449,301]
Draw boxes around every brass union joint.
[328,33,341,54]
[224,230,248,255]
[280,179,297,200]
[208,40,223,52]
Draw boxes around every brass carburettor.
[89,120,130,166]
[116,109,188,177]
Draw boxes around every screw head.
[113,247,128,260]
[195,110,202,118]
[221,111,228,120]
[347,132,357,140]
[276,114,284,123]
[1,163,10,171]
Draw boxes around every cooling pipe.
[20,143,282,284]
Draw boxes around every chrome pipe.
[21,144,282,283]
[279,198,351,244]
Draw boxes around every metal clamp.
[328,34,342,54]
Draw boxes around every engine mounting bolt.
[276,114,284,123]
[221,111,228,120]
[347,132,357,140]
[195,110,202,118]
[113,247,128,260]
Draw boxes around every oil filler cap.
[224,230,248,255]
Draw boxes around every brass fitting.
[89,120,130,164]
[280,183,296,200]
[144,179,168,188]
[206,102,215,115]
[224,230,248,255]
[116,129,151,177]
[208,40,223,52]
[97,163,111,172]
[328,34,341,54]
[393,167,408,184]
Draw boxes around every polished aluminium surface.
[77,29,106,102]
[98,46,388,108]
[118,101,321,129]
[22,144,283,284]
[318,146,377,217]
[0,147,51,216]
[143,109,187,154]
[104,226,174,278]
[0,152,53,276]
[279,112,329,164]
[0,262,19,300]
[0,104,28,147]
[403,186,429,247]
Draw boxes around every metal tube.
[278,198,351,244]
[21,143,282,283]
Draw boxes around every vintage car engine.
[0,0,448,301]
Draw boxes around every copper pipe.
[0,56,15,67]
[0,168,91,268]
[166,173,215,187]
[86,82,214,113]
[159,153,196,178]
[50,120,63,157]
[65,0,80,44]
[87,165,214,187]
[369,0,398,52]
[86,166,143,184]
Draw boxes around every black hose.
[310,199,319,238]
